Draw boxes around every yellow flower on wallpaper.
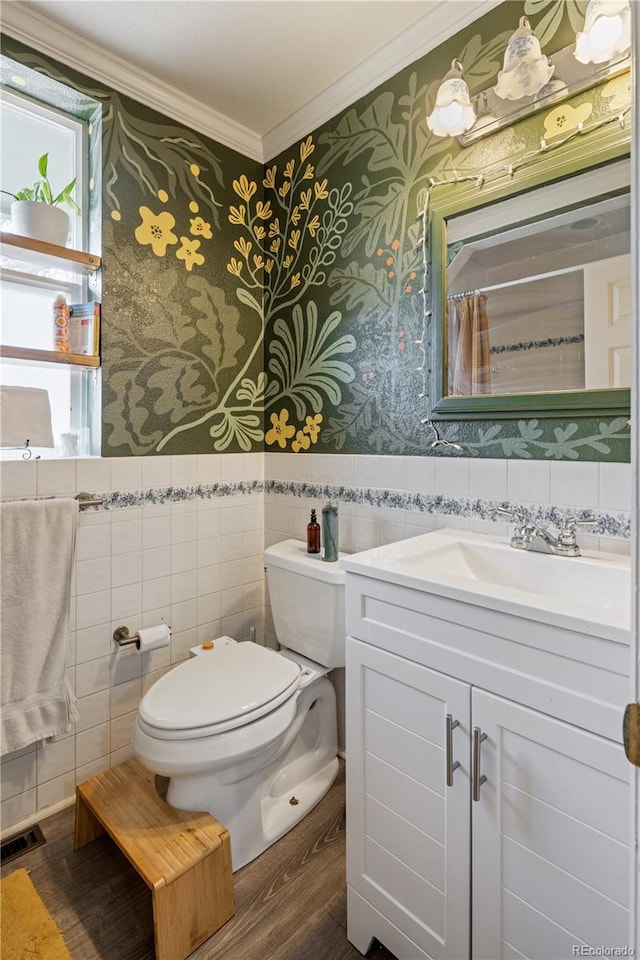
[292,412,322,452]
[176,237,204,271]
[233,175,257,202]
[227,257,243,277]
[288,229,300,251]
[314,179,329,200]
[270,237,281,253]
[299,189,311,211]
[292,429,311,453]
[268,218,280,238]
[283,254,294,269]
[263,165,277,189]
[253,254,264,269]
[265,409,295,448]
[134,207,178,256]
[229,205,246,225]
[279,181,291,199]
[303,413,322,442]
[253,225,266,240]
[234,237,252,259]
[290,272,301,289]
[189,216,212,239]
[291,206,301,226]
[543,102,592,138]
[307,215,320,238]
[264,259,274,273]
[302,164,314,180]
[299,135,314,163]
[256,200,273,221]
[284,159,295,179]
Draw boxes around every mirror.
[429,147,631,421]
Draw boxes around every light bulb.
[426,60,476,138]
[589,13,623,51]
[575,0,631,64]
[437,102,464,131]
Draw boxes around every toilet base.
[156,675,339,871]
[261,755,339,853]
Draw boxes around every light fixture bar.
[458,41,630,146]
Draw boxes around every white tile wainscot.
[0,450,630,833]
[0,454,265,833]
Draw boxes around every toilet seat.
[138,642,302,740]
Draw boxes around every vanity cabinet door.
[346,637,471,960]
[471,690,631,960]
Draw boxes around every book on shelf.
[69,302,100,356]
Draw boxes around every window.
[0,81,101,459]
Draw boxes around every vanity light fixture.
[426,59,476,137]
[436,15,631,146]
[574,0,631,64]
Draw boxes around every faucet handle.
[558,516,598,545]
[494,506,527,524]
[493,506,532,547]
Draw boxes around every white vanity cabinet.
[344,566,632,960]
[346,639,471,960]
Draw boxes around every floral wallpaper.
[1,0,632,461]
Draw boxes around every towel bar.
[75,492,105,509]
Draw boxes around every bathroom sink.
[341,528,631,639]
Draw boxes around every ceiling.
[2,0,499,159]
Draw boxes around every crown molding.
[1,0,502,165]
[0,1,263,162]
[261,0,503,160]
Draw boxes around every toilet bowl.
[133,539,345,871]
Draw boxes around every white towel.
[1,498,79,754]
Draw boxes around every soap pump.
[321,501,339,562]
[307,508,321,554]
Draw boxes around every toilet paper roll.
[137,624,171,652]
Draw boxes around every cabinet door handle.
[445,713,460,786]
[472,726,488,801]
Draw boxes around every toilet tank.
[264,539,345,668]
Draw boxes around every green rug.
[1,868,72,960]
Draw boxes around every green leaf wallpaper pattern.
[2,0,632,461]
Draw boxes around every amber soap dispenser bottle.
[307,509,321,554]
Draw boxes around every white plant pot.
[11,200,70,246]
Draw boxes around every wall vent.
[0,824,46,864]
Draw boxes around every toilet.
[132,539,345,871]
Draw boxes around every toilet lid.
[139,642,302,733]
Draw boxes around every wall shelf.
[0,345,100,368]
[0,231,101,270]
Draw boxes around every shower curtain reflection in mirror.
[447,292,491,396]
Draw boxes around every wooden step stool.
[74,758,235,960]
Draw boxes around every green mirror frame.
[428,119,631,422]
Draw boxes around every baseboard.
[1,794,76,842]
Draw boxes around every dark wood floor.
[1,763,396,960]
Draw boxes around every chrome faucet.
[494,508,597,558]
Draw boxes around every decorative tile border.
[490,334,585,355]
[266,480,631,541]
[89,480,264,510]
[84,478,630,541]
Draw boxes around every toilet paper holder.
[113,623,172,651]
[113,625,142,648]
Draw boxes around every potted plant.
[2,153,80,246]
